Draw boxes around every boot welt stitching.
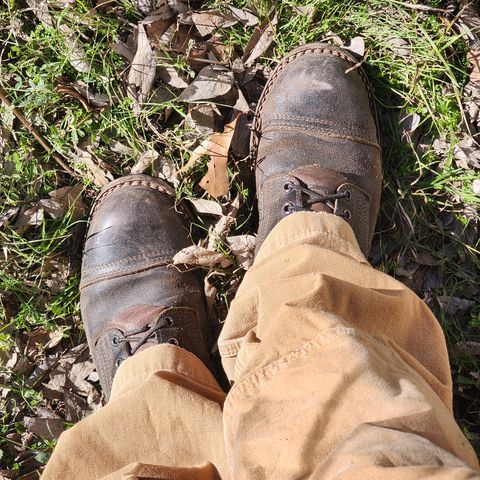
[269,114,373,133]
[80,259,173,289]
[82,250,178,274]
[263,119,376,139]
[261,125,380,149]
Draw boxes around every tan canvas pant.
[43,212,480,480]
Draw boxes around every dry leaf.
[227,235,256,269]
[72,139,113,188]
[39,184,86,221]
[292,5,315,16]
[242,12,278,66]
[437,296,474,315]
[12,204,44,232]
[157,65,189,88]
[173,245,231,268]
[25,0,53,26]
[199,156,229,198]
[131,149,159,174]
[189,198,223,216]
[453,136,480,170]
[189,103,221,134]
[343,36,365,57]
[178,65,234,102]
[387,37,410,57]
[135,0,153,14]
[468,49,480,83]
[0,206,20,229]
[229,6,259,27]
[400,113,421,141]
[152,154,178,186]
[127,24,157,114]
[233,87,250,113]
[197,116,238,198]
[70,81,110,109]
[472,179,480,194]
[180,11,237,37]
[112,42,135,63]
[23,416,64,441]
[60,25,91,74]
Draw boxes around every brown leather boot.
[252,43,382,256]
[80,175,213,399]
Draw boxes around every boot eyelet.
[164,316,173,327]
[343,209,351,220]
[112,335,120,347]
[167,338,179,346]
[283,203,293,214]
[283,181,293,192]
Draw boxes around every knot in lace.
[283,181,351,218]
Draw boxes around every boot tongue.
[290,164,348,213]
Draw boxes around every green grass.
[0,0,479,476]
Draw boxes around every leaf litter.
[2,0,480,475]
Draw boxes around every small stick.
[0,84,76,176]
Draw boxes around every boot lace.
[111,316,177,355]
[283,181,351,219]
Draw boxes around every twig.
[0,84,76,176]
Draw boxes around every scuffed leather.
[252,43,382,256]
[80,175,212,399]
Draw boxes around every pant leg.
[42,345,229,480]
[219,211,480,479]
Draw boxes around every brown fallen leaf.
[188,103,221,133]
[242,12,278,66]
[227,235,256,269]
[134,0,153,15]
[152,154,178,186]
[131,149,159,174]
[157,65,189,88]
[60,25,91,74]
[127,24,157,115]
[468,49,480,83]
[72,138,114,188]
[39,184,86,221]
[0,206,21,229]
[37,256,71,294]
[12,204,44,233]
[71,81,110,109]
[198,116,238,198]
[177,65,234,102]
[229,6,259,27]
[437,296,474,315]
[199,156,229,198]
[343,36,365,58]
[189,198,223,216]
[453,135,480,169]
[400,113,421,142]
[23,416,65,441]
[292,5,315,16]
[187,11,238,37]
[173,245,231,268]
